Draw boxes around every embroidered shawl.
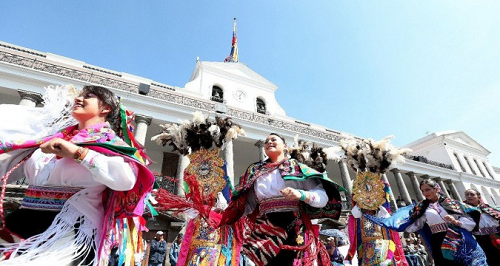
[0,122,154,264]
[221,158,345,225]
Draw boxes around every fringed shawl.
[0,123,154,265]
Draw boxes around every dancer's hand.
[444,215,461,226]
[40,138,79,158]
[280,187,302,201]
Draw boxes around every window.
[211,86,223,103]
[256,98,266,114]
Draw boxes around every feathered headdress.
[151,111,245,155]
[289,135,341,173]
[339,135,411,174]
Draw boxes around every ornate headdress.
[339,136,411,210]
[289,135,341,173]
[151,111,245,214]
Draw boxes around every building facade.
[1,41,499,234]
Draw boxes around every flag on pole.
[224,18,238,63]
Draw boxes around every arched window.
[256,97,266,114]
[211,86,223,103]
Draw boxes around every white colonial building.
[1,40,499,235]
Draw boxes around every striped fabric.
[21,185,81,211]
[242,216,288,266]
[259,197,300,216]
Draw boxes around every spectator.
[149,231,167,266]
[415,238,429,266]
[327,237,344,265]
[396,195,407,207]
[403,238,422,266]
[169,233,183,266]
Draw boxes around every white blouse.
[406,202,476,233]
[478,212,500,229]
[244,169,328,215]
[23,148,136,227]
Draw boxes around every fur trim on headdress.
[151,111,245,155]
[339,135,411,174]
[289,135,341,173]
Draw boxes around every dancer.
[151,112,245,266]
[366,180,487,266]
[0,85,154,266]
[464,188,500,266]
[338,136,408,266]
[218,133,344,266]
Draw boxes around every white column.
[339,161,353,209]
[407,172,424,201]
[338,161,353,195]
[392,169,412,205]
[254,140,266,161]
[465,155,481,176]
[223,139,235,186]
[436,179,451,198]
[456,153,473,174]
[484,161,499,180]
[382,173,398,211]
[18,90,42,107]
[134,114,152,146]
[447,181,463,202]
[476,159,491,179]
[449,153,463,172]
[176,155,190,197]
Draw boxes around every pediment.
[191,61,277,90]
[440,131,490,154]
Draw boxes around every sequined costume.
[346,205,406,266]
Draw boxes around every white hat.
[156,231,164,235]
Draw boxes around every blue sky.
[1,1,499,166]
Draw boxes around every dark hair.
[419,179,445,197]
[82,85,121,134]
[465,188,481,198]
[268,133,286,144]
[419,179,438,189]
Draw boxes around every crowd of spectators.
[402,233,431,266]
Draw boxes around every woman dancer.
[366,180,487,266]
[0,85,153,265]
[464,188,500,266]
[218,133,344,266]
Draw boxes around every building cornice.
[201,63,278,92]
[396,160,500,187]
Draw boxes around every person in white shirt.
[464,188,500,266]
[403,180,485,266]
[218,133,344,266]
[0,85,153,266]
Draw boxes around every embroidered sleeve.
[79,149,136,191]
[301,178,328,208]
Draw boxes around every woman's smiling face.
[264,134,286,158]
[72,90,110,123]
